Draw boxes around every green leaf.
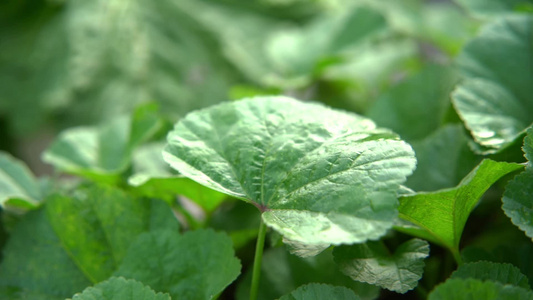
[129,142,227,212]
[397,159,522,250]
[115,229,241,300]
[502,127,533,240]
[333,239,430,293]
[236,247,379,300]
[164,96,416,250]
[0,185,179,298]
[42,104,162,183]
[405,125,481,192]
[462,242,533,284]
[454,0,533,17]
[503,171,533,241]
[366,64,457,142]
[451,261,530,289]
[428,279,533,300]
[279,283,361,300]
[452,15,533,154]
[70,277,171,300]
[0,151,42,209]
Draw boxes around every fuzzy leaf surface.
[398,159,522,249]
[279,283,361,300]
[452,15,533,153]
[164,96,416,248]
[451,261,530,289]
[115,229,241,300]
[0,185,179,298]
[333,238,429,293]
[70,277,170,300]
[0,151,42,209]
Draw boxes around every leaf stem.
[250,218,267,300]
[451,247,463,266]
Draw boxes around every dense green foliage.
[1,0,532,299]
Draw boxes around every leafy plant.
[1,1,532,299]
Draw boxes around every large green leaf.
[428,279,533,300]
[397,159,522,251]
[70,277,171,300]
[333,239,430,293]
[451,261,530,289]
[42,104,162,183]
[452,15,533,154]
[129,142,227,212]
[502,127,533,240]
[164,96,416,249]
[235,247,379,300]
[279,283,361,300]
[0,185,179,298]
[115,229,241,300]
[0,151,43,209]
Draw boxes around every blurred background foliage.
[0,0,530,180]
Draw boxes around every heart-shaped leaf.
[163,96,416,249]
[115,229,241,300]
[503,127,533,240]
[70,277,171,300]
[333,238,430,293]
[452,15,533,154]
[397,159,522,252]
[279,283,361,300]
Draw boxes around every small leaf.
[428,278,533,300]
[397,159,522,250]
[452,15,533,153]
[503,127,533,240]
[70,277,170,300]
[129,142,227,211]
[115,229,241,300]
[42,104,162,183]
[279,283,361,300]
[451,261,530,289]
[0,185,179,298]
[0,151,42,209]
[333,238,429,293]
[164,96,416,251]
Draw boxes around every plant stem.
[250,218,267,300]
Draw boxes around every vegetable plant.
[1,0,533,299]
